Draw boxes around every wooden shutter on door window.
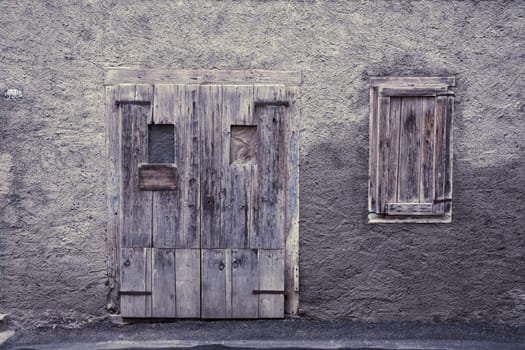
[369,77,455,223]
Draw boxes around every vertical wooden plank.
[175,249,200,318]
[232,249,259,318]
[152,248,176,317]
[135,84,153,103]
[376,96,391,214]
[152,84,178,248]
[201,249,227,318]
[175,85,200,248]
[168,85,185,247]
[398,97,421,203]
[444,96,454,215]
[221,85,256,248]
[200,85,223,249]
[254,85,286,249]
[284,86,300,317]
[386,97,401,203]
[152,193,177,247]
[369,86,378,213]
[145,247,152,317]
[153,84,176,124]
[224,248,233,318]
[258,249,284,318]
[121,88,153,248]
[420,97,435,203]
[120,248,151,317]
[118,84,136,102]
[434,96,447,214]
[225,85,254,125]
[106,85,120,309]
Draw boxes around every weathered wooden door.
[105,69,300,319]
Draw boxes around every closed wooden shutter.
[369,77,454,223]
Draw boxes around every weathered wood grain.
[152,248,176,317]
[386,203,434,216]
[230,126,257,165]
[121,95,152,247]
[380,86,448,97]
[376,96,391,214]
[433,96,447,215]
[386,97,401,203]
[110,76,300,319]
[105,68,302,86]
[175,249,200,318]
[420,97,435,203]
[397,97,421,203]
[151,85,178,248]
[229,166,251,248]
[369,86,378,213]
[224,247,233,318]
[120,248,151,317]
[153,84,177,124]
[368,213,452,223]
[138,164,177,191]
[105,85,120,310]
[254,85,286,249]
[152,191,177,248]
[370,76,455,87]
[232,249,258,318]
[201,249,227,319]
[177,85,200,248]
[221,85,256,249]
[135,84,153,102]
[444,96,454,217]
[258,249,284,318]
[200,85,223,249]
[284,86,300,317]
[117,84,136,102]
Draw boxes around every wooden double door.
[107,78,299,319]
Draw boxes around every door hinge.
[254,101,290,107]
[119,291,152,296]
[252,290,285,295]
[433,198,452,204]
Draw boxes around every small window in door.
[148,124,175,163]
[368,77,455,223]
[230,125,257,165]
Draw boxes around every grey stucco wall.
[0,0,524,327]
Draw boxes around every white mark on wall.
[3,88,23,99]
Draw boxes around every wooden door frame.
[105,68,301,318]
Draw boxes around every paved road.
[2,319,525,350]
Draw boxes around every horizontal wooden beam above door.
[105,68,302,86]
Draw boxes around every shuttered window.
[369,77,455,223]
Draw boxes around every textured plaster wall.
[0,0,524,327]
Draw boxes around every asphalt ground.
[2,319,525,350]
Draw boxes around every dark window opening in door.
[149,124,175,163]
